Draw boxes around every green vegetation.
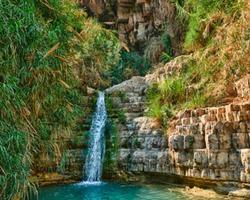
[106,92,127,125]
[103,120,119,173]
[71,19,120,88]
[146,62,207,127]
[0,0,249,198]
[175,0,243,50]
[147,0,249,127]
[108,50,151,85]
[0,0,119,199]
[103,93,127,173]
[57,151,69,174]
[161,33,174,63]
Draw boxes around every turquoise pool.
[36,181,226,200]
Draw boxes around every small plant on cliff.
[146,84,174,127]
[146,60,210,127]
[103,120,119,173]
[184,92,207,109]
[161,33,174,63]
[159,77,186,104]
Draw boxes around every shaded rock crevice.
[79,0,184,56]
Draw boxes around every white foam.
[76,181,104,186]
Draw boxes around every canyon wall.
[106,59,250,192]
[31,2,250,198]
[34,58,250,197]
[79,0,184,58]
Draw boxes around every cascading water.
[84,91,107,183]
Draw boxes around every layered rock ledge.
[80,0,183,56]
[106,66,250,196]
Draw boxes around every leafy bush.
[70,19,120,88]
[147,94,162,120]
[159,77,186,104]
[108,50,151,85]
[146,61,208,127]
[0,0,119,199]
[146,84,174,127]
[147,95,174,127]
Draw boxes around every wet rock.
[229,189,250,198]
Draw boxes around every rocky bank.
[32,2,250,198]
[105,58,250,197]
[33,56,250,198]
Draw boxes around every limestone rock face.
[145,55,191,84]
[106,76,148,94]
[235,74,250,98]
[107,68,250,186]
[168,102,250,182]
[79,0,184,56]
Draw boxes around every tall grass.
[147,0,248,128]
[146,60,209,127]
[174,0,243,50]
[0,0,119,199]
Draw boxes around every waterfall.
[84,91,107,183]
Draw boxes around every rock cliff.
[35,3,249,195]
[79,0,184,56]
[105,59,250,194]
